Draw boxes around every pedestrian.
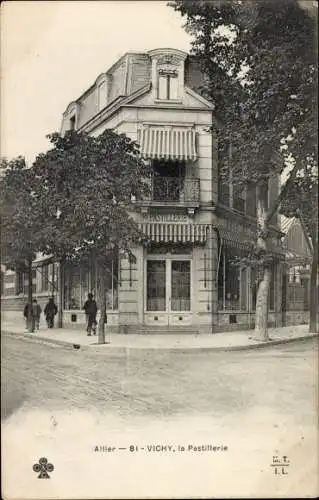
[24,299,42,332]
[44,297,58,328]
[83,293,98,336]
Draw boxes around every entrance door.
[145,258,192,326]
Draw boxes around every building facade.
[2,48,286,333]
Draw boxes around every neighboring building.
[280,216,313,326]
[2,48,285,333]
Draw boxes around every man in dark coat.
[24,299,42,332]
[44,297,58,328]
[83,293,98,336]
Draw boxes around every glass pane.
[98,82,106,110]
[70,266,81,309]
[269,264,275,311]
[225,248,240,310]
[240,268,248,311]
[171,260,190,311]
[169,76,179,99]
[147,260,166,311]
[233,185,246,213]
[158,75,167,99]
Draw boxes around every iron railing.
[148,176,200,203]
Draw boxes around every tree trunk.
[27,258,33,332]
[254,266,271,340]
[97,255,110,345]
[254,183,271,341]
[309,237,318,333]
[57,258,64,328]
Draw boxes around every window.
[171,260,191,311]
[16,271,24,294]
[147,260,166,311]
[64,262,89,310]
[157,70,179,100]
[102,259,118,311]
[219,168,247,214]
[97,81,107,111]
[69,115,76,131]
[218,247,249,311]
[152,159,185,201]
[233,184,246,213]
[218,141,254,216]
[63,258,118,311]
[40,264,49,292]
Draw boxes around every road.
[2,333,318,498]
[1,333,318,422]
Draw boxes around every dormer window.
[69,115,76,131]
[158,69,179,100]
[96,73,108,112]
[149,49,187,103]
[97,81,107,111]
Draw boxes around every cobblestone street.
[2,333,318,423]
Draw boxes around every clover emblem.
[33,457,54,478]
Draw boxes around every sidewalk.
[2,319,318,352]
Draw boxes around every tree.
[0,157,42,332]
[170,0,317,339]
[32,129,151,344]
[281,159,318,333]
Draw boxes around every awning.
[138,127,197,161]
[139,223,208,243]
[32,254,55,268]
[218,226,286,257]
[217,227,254,251]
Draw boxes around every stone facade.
[2,48,290,333]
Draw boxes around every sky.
[1,1,191,164]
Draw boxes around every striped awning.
[217,227,254,251]
[138,127,197,161]
[218,227,285,257]
[139,223,208,243]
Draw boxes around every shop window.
[157,69,179,100]
[102,259,118,311]
[218,247,248,311]
[64,258,118,311]
[171,260,191,311]
[64,262,89,310]
[40,264,49,292]
[15,271,24,294]
[147,260,166,311]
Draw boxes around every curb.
[3,329,318,353]
[3,331,92,351]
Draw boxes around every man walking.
[44,297,58,328]
[83,293,98,336]
[24,299,42,332]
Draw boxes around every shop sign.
[142,213,193,224]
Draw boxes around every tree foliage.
[170,0,317,181]
[0,156,43,331]
[31,129,151,342]
[170,0,318,337]
[32,129,151,260]
[0,156,41,266]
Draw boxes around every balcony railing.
[147,176,200,203]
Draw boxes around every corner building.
[2,48,285,333]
